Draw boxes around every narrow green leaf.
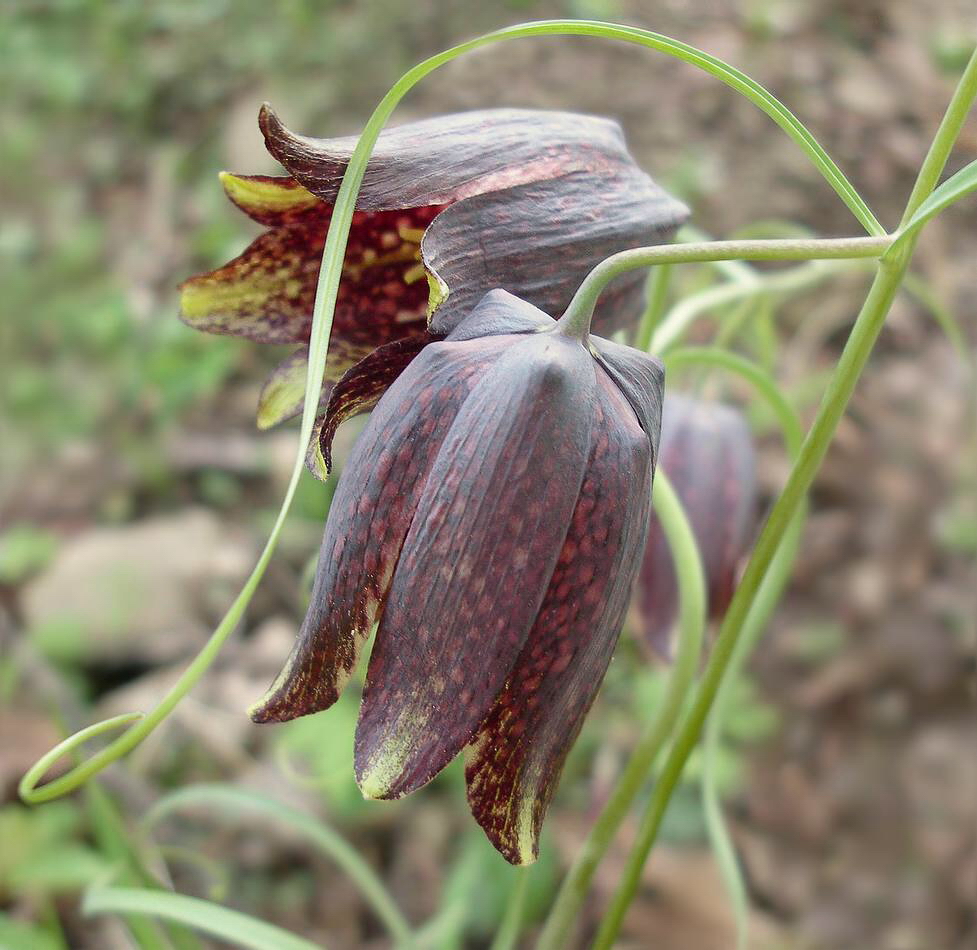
[85,782,204,950]
[145,784,412,946]
[886,159,977,258]
[82,887,322,950]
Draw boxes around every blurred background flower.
[636,393,757,660]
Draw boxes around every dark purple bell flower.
[637,393,757,659]
[251,289,665,864]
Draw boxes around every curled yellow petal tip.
[219,170,319,214]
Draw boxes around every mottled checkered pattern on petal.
[183,109,689,433]
[638,394,757,659]
[465,371,653,864]
[445,289,554,342]
[313,332,438,476]
[425,169,688,337]
[180,194,442,346]
[249,335,516,722]
[354,332,598,801]
[259,105,642,210]
[590,336,666,448]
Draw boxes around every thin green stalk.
[18,15,885,807]
[593,51,977,945]
[557,236,890,337]
[677,225,760,284]
[489,870,531,950]
[900,47,977,224]
[652,257,866,353]
[634,263,673,352]
[592,262,915,948]
[536,470,706,950]
[692,375,802,950]
[701,506,806,950]
[86,781,204,950]
[537,350,800,949]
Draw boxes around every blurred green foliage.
[0,802,109,899]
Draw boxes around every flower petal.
[445,289,553,342]
[218,172,321,227]
[465,372,653,864]
[638,395,757,658]
[256,347,314,430]
[260,105,642,210]
[180,200,442,345]
[589,336,666,447]
[424,169,688,337]
[314,332,437,474]
[355,333,598,800]
[250,335,513,722]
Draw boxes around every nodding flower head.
[637,393,757,659]
[180,107,687,454]
[250,289,666,865]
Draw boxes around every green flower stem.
[537,469,707,950]
[537,350,800,949]
[82,888,321,950]
[489,869,530,950]
[677,225,760,285]
[557,236,890,339]
[652,257,866,354]
[701,506,806,950]
[593,50,977,946]
[591,263,921,949]
[669,353,804,949]
[17,15,885,808]
[900,47,977,226]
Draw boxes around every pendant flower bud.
[180,107,686,435]
[251,289,665,865]
[637,394,757,658]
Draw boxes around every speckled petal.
[250,335,514,722]
[465,371,653,864]
[179,201,442,345]
[355,332,598,800]
[425,169,688,337]
[259,105,641,211]
[445,289,553,342]
[256,347,316,430]
[218,173,322,227]
[589,336,666,447]
[313,332,438,475]
[638,394,757,658]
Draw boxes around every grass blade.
[145,784,413,946]
[83,887,321,950]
